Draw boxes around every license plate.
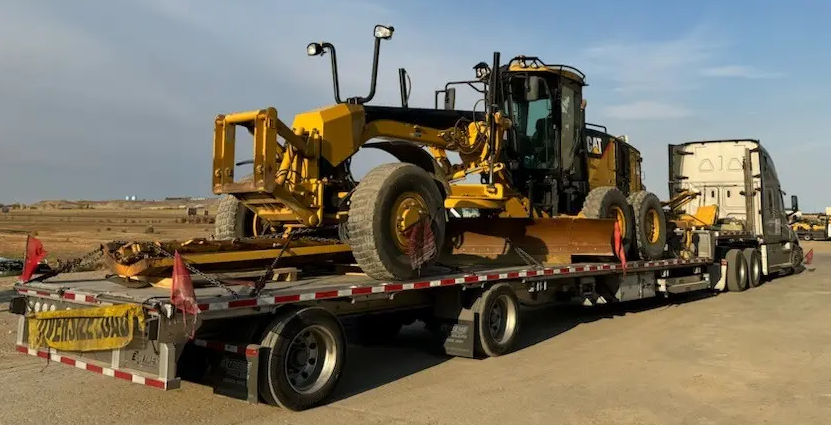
[28,304,146,352]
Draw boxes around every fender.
[363,141,451,197]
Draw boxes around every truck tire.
[258,307,346,411]
[581,186,635,256]
[348,163,446,280]
[743,248,762,288]
[725,249,749,292]
[626,190,667,260]
[473,283,520,357]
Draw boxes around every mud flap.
[200,342,264,404]
[431,315,476,358]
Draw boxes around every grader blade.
[442,217,617,266]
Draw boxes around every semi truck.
[6,138,806,412]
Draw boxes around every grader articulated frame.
[104,24,668,283]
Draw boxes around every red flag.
[20,235,47,282]
[613,221,627,272]
[805,248,814,266]
[171,251,199,338]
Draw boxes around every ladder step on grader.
[102,24,668,285]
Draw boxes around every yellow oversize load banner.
[28,304,146,352]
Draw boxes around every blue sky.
[1,0,828,211]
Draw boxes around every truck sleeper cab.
[668,139,802,277]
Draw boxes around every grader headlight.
[374,25,394,40]
[307,42,324,56]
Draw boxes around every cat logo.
[586,136,603,155]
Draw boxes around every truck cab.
[668,139,801,275]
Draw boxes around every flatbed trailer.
[8,226,772,412]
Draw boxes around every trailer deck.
[12,257,711,316]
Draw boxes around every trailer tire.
[348,163,446,280]
[725,249,749,292]
[627,190,667,260]
[258,307,346,411]
[743,248,762,288]
[581,186,635,257]
[473,283,520,357]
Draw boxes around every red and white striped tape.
[15,345,172,389]
[15,258,706,313]
[195,258,705,312]
[14,288,109,306]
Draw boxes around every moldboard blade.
[441,216,617,266]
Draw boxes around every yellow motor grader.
[106,24,667,282]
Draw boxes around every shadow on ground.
[328,290,715,403]
[0,289,14,312]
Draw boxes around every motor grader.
[203,24,666,279]
[103,24,667,283]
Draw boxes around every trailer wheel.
[581,186,635,257]
[258,307,346,411]
[743,248,762,288]
[348,163,446,280]
[725,249,749,292]
[473,283,520,357]
[627,191,667,260]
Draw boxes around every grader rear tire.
[580,187,634,256]
[214,194,254,239]
[627,190,667,260]
[214,174,274,240]
[347,163,446,280]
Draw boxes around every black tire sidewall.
[259,308,346,411]
[369,165,446,278]
[743,248,762,287]
[476,284,520,357]
[631,192,667,260]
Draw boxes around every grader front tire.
[347,163,446,281]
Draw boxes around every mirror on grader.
[104,24,668,283]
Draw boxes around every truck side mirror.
[444,88,456,110]
[791,195,799,212]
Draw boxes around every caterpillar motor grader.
[104,24,667,282]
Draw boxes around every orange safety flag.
[171,251,199,338]
[613,221,627,272]
[20,235,47,282]
[805,248,814,266]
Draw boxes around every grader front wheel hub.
[347,163,445,281]
[390,191,428,252]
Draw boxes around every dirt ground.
[0,242,829,424]
[0,207,215,261]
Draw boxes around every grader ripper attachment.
[104,24,668,282]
